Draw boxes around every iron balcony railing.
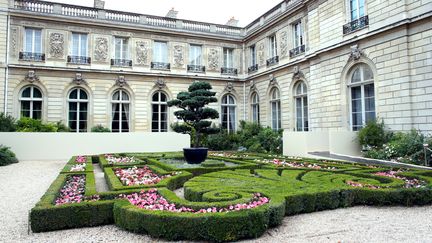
[151,62,171,70]
[248,64,258,73]
[19,52,45,61]
[221,67,238,75]
[68,56,91,64]
[289,45,305,57]
[266,56,279,66]
[343,15,369,35]
[111,59,133,67]
[187,65,206,73]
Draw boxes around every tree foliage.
[168,81,219,147]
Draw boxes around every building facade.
[0,0,431,133]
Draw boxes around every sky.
[44,0,282,26]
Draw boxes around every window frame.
[67,88,89,133]
[153,41,168,63]
[24,28,42,53]
[151,91,169,133]
[250,92,260,124]
[221,94,237,133]
[19,86,43,119]
[114,37,129,60]
[293,21,303,48]
[111,89,131,133]
[268,35,277,58]
[349,0,366,21]
[189,44,202,66]
[270,88,281,131]
[71,32,88,57]
[223,48,234,68]
[250,45,256,66]
[294,82,309,132]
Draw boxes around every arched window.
[221,94,236,132]
[19,86,43,119]
[152,91,168,132]
[294,82,308,131]
[251,92,260,123]
[68,88,88,133]
[111,89,130,133]
[270,88,281,130]
[349,63,375,131]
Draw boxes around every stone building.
[0,0,431,133]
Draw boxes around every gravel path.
[1,161,432,243]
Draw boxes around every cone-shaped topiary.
[167,81,220,148]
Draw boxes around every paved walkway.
[1,160,431,242]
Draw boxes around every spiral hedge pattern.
[30,153,432,242]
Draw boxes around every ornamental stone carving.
[23,70,40,83]
[154,78,166,90]
[136,41,148,65]
[10,27,18,57]
[258,43,265,66]
[269,74,278,87]
[207,48,219,71]
[115,75,127,87]
[348,44,365,62]
[173,45,184,68]
[250,80,256,91]
[293,66,305,80]
[94,37,109,62]
[280,31,288,58]
[49,33,64,58]
[72,73,87,86]
[224,82,235,93]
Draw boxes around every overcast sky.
[44,0,282,26]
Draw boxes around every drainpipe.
[4,13,10,114]
[242,42,246,121]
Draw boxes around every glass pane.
[161,105,167,113]
[21,87,31,98]
[72,33,79,56]
[363,66,374,81]
[79,89,88,100]
[69,89,78,99]
[33,87,42,98]
[79,102,88,112]
[33,101,42,112]
[69,102,77,112]
[33,110,42,120]
[25,29,32,52]
[229,95,235,104]
[122,91,129,101]
[365,111,376,123]
[365,98,375,112]
[79,121,87,131]
[351,86,361,99]
[160,93,167,102]
[352,99,361,113]
[352,112,362,128]
[364,84,374,98]
[34,30,42,53]
[351,68,361,83]
[21,101,30,117]
[222,95,227,104]
[69,121,77,132]
[152,93,159,102]
[350,0,358,20]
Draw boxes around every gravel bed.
[1,161,432,243]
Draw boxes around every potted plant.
[168,81,220,164]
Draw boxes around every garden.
[30,152,432,242]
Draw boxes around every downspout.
[4,11,10,114]
[242,42,246,121]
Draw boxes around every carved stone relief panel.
[94,36,109,63]
[257,42,265,66]
[280,30,288,58]
[207,48,220,71]
[135,40,149,66]
[10,26,19,57]
[48,32,65,59]
[172,44,185,68]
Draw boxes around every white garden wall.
[283,131,361,157]
[0,132,190,161]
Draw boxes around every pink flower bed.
[75,156,87,163]
[346,180,381,189]
[105,154,136,165]
[55,175,100,206]
[260,159,336,170]
[374,170,426,188]
[114,166,174,186]
[119,189,269,213]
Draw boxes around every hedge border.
[60,156,94,174]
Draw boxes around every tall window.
[268,35,277,57]
[152,91,168,132]
[19,86,42,119]
[153,41,168,63]
[270,88,281,130]
[189,45,202,65]
[350,0,365,20]
[221,94,236,132]
[71,33,88,57]
[114,37,129,60]
[251,92,260,123]
[223,48,234,68]
[250,45,256,66]
[349,63,375,131]
[294,82,308,131]
[293,21,303,48]
[68,88,88,133]
[24,28,42,53]
[111,90,130,133]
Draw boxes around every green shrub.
[0,113,16,132]
[0,145,18,166]
[358,119,391,147]
[206,129,239,151]
[91,125,111,133]
[55,121,71,132]
[16,117,69,132]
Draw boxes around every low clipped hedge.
[104,165,193,191]
[60,156,94,174]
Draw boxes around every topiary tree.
[167,81,220,148]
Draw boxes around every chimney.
[226,16,239,27]
[166,8,178,18]
[94,0,105,9]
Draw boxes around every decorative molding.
[10,27,18,57]
[293,66,305,80]
[269,74,278,87]
[135,41,149,65]
[207,48,219,71]
[258,42,265,66]
[280,31,288,58]
[348,44,365,62]
[249,80,256,91]
[154,78,166,90]
[22,70,40,83]
[49,32,65,58]
[173,45,184,68]
[224,82,235,93]
[94,37,109,62]
[115,75,127,87]
[72,73,87,85]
